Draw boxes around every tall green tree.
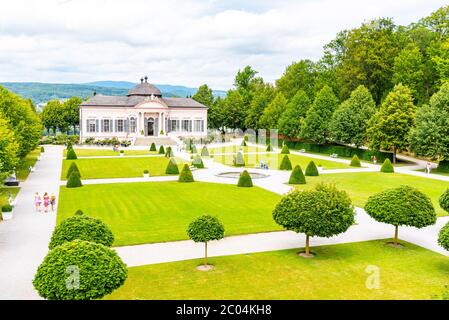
[330,85,376,148]
[259,92,287,130]
[278,90,311,138]
[418,5,449,40]
[222,90,246,130]
[41,100,65,134]
[275,60,316,100]
[0,114,19,181]
[207,97,225,132]
[62,97,82,133]
[244,82,276,130]
[366,84,416,163]
[192,84,214,108]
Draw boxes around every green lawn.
[106,239,449,300]
[16,148,41,181]
[57,181,282,246]
[294,172,449,216]
[0,187,20,207]
[214,152,350,170]
[209,145,268,154]
[63,148,159,157]
[61,156,185,180]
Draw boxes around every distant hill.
[0,81,227,105]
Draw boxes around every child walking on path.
[43,192,50,213]
[50,193,56,211]
[34,192,41,212]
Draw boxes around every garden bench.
[299,149,306,153]
[330,153,338,158]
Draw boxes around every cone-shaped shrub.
[241,140,247,147]
[66,171,82,188]
[289,165,306,184]
[305,161,319,176]
[279,155,293,170]
[281,144,290,154]
[237,170,253,187]
[41,146,45,153]
[178,164,194,182]
[66,148,77,160]
[266,143,273,152]
[192,155,205,168]
[158,145,165,154]
[350,154,361,167]
[74,209,84,216]
[66,162,81,179]
[165,157,179,174]
[233,152,245,167]
[381,158,394,173]
[150,142,156,151]
[165,146,174,158]
[191,145,197,154]
[201,146,209,157]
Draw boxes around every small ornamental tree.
[41,146,45,153]
[74,209,84,216]
[178,164,194,182]
[305,161,319,176]
[165,146,174,158]
[439,189,449,213]
[272,183,355,257]
[364,186,436,246]
[66,162,81,179]
[66,171,82,188]
[233,152,245,167]
[438,222,449,251]
[241,140,247,147]
[66,148,77,160]
[201,146,209,157]
[350,155,361,167]
[187,215,225,268]
[158,145,165,154]
[266,143,273,152]
[281,144,290,154]
[150,142,156,151]
[289,165,306,184]
[49,214,114,249]
[279,155,293,170]
[237,170,253,187]
[192,155,205,168]
[381,158,394,173]
[191,145,197,154]
[165,157,179,174]
[33,240,127,300]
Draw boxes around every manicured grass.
[294,172,449,216]
[214,152,350,170]
[16,148,41,181]
[0,187,19,207]
[63,148,159,157]
[106,239,449,300]
[57,181,282,246]
[61,156,185,180]
[209,145,268,154]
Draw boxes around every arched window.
[129,117,137,133]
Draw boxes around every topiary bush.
[437,160,449,173]
[166,157,180,174]
[74,209,84,216]
[33,240,127,300]
[350,154,361,167]
[305,161,319,176]
[49,214,114,249]
[165,146,174,158]
[191,145,197,154]
[66,162,81,179]
[438,222,449,251]
[41,146,45,153]
[279,155,293,170]
[192,155,205,168]
[365,185,436,246]
[2,204,13,212]
[66,171,82,188]
[158,145,165,154]
[439,189,449,213]
[280,144,290,154]
[150,142,156,151]
[233,152,245,167]
[266,143,273,152]
[178,164,194,182]
[66,148,77,160]
[241,140,247,147]
[381,158,394,173]
[201,146,209,157]
[237,170,253,187]
[289,165,306,184]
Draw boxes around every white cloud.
[0,0,446,89]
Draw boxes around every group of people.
[34,192,56,213]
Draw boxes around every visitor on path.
[43,192,50,213]
[34,192,42,212]
[426,162,432,174]
[372,155,377,164]
[50,193,56,211]
[8,192,13,206]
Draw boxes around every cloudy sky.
[0,0,446,90]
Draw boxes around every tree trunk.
[392,146,397,164]
[305,235,310,256]
[394,225,399,245]
[204,242,208,266]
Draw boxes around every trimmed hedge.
[49,214,114,249]
[237,170,253,187]
[437,160,449,173]
[233,152,245,167]
[2,204,13,212]
[66,148,77,160]
[201,146,209,157]
[305,161,319,176]
[178,164,194,182]
[350,155,361,167]
[165,157,179,174]
[66,171,82,188]
[266,144,273,152]
[66,162,81,179]
[438,222,449,251]
[150,142,156,151]
[289,165,306,184]
[192,155,205,169]
[33,240,127,300]
[381,158,394,173]
[280,144,290,154]
[279,155,293,170]
[158,145,165,154]
[440,189,449,213]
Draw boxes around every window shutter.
[95,119,99,132]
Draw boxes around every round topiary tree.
[66,162,81,179]
[66,171,82,188]
[66,148,77,160]
[150,142,156,152]
[273,183,355,257]
[350,154,361,167]
[158,145,165,154]
[380,158,394,173]
[191,145,197,154]
[233,152,245,167]
[289,165,306,184]
[266,143,273,152]
[201,146,209,157]
[305,161,319,176]
[187,215,225,269]
[364,185,436,246]
[237,170,253,187]
[179,164,194,182]
[439,188,449,213]
[438,222,449,251]
[280,144,290,154]
[165,157,179,174]
[49,214,114,249]
[279,155,293,170]
[33,240,127,300]
[192,155,205,168]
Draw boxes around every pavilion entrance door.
[146,117,154,136]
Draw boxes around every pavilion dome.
[127,76,162,97]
